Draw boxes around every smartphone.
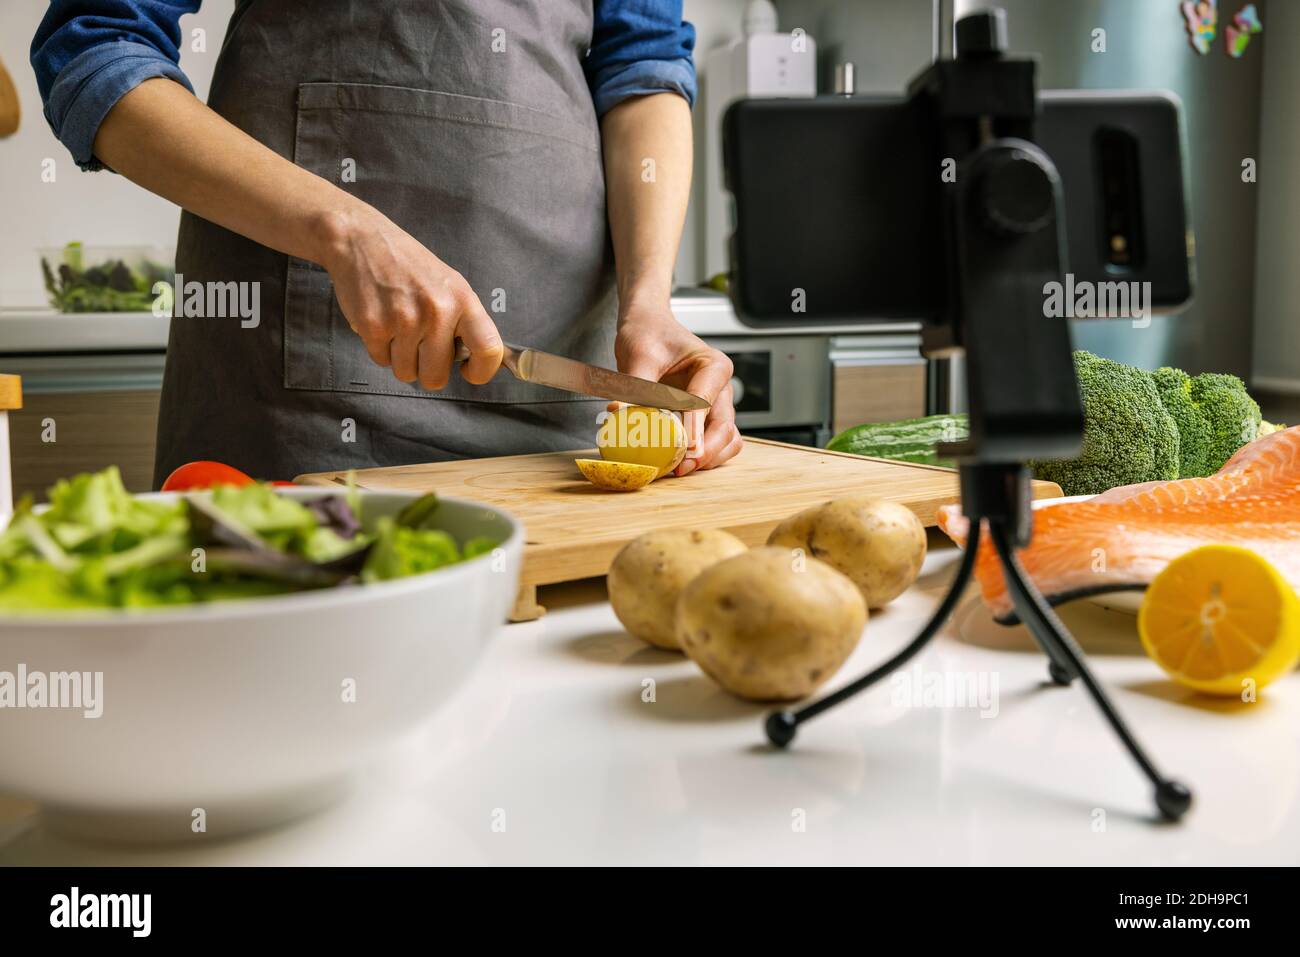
[722,91,1194,326]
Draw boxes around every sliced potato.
[575,458,658,491]
[598,406,687,478]
[608,528,748,650]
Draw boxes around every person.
[31,0,742,484]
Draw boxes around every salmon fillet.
[936,426,1300,622]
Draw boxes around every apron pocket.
[283,82,615,405]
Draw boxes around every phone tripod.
[761,9,1192,822]
[765,460,1193,822]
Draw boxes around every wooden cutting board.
[297,438,1062,621]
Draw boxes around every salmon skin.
[937,426,1300,623]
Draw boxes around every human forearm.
[599,91,739,472]
[93,77,365,267]
[93,77,502,386]
[600,92,692,311]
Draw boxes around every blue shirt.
[31,0,697,171]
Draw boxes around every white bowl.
[0,487,522,841]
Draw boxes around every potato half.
[676,546,867,701]
[608,528,748,650]
[575,458,657,491]
[767,496,925,608]
[598,406,687,478]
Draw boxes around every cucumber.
[826,414,969,467]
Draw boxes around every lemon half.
[1138,545,1300,696]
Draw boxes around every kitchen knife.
[454,340,711,412]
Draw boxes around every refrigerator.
[775,0,1267,380]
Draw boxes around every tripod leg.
[766,521,983,747]
[987,519,1078,685]
[987,522,1192,821]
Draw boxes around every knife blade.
[454,340,711,412]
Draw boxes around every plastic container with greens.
[39,242,175,313]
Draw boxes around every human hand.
[321,207,503,389]
[613,302,742,475]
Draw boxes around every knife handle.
[453,338,519,375]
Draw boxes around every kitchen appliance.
[671,288,926,445]
[704,334,830,446]
[702,3,817,281]
[725,8,1196,821]
[829,334,927,435]
[296,437,1059,622]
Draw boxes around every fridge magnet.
[1225,4,1261,58]
[1180,0,1217,55]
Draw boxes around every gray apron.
[154,0,616,484]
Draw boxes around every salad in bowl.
[0,468,522,840]
[0,466,498,612]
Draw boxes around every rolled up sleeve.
[585,0,697,118]
[31,1,199,172]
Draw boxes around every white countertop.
[0,311,169,353]
[0,293,919,355]
[669,288,923,338]
[1,541,1296,866]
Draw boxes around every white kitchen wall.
[0,0,235,310]
[1251,1,1300,393]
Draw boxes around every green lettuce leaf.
[208,483,319,550]
[361,518,462,583]
[0,467,500,611]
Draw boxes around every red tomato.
[160,461,256,492]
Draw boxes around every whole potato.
[767,496,925,608]
[608,528,748,650]
[676,546,867,701]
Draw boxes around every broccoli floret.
[1150,367,1215,478]
[1028,351,1180,496]
[1150,367,1262,477]
[1188,372,1261,472]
